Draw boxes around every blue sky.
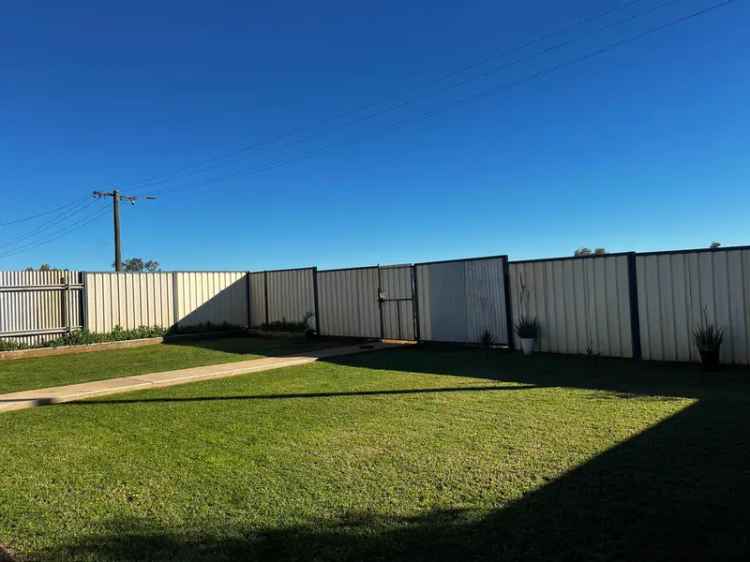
[1,0,748,271]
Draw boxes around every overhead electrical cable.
[0,198,90,227]
[0,204,111,260]
[138,0,738,199]
[126,0,655,194]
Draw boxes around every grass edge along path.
[0,336,354,395]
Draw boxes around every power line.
[126,0,654,194]
[0,198,89,227]
[0,199,99,249]
[0,204,111,260]
[142,0,739,199]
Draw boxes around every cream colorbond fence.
[636,248,750,365]
[84,271,247,333]
[317,267,381,338]
[3,246,750,365]
[508,254,635,358]
[416,256,510,345]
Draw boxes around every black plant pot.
[698,348,721,371]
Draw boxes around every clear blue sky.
[1,0,748,271]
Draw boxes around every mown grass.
[0,347,748,561]
[0,336,339,394]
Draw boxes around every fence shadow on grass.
[27,396,750,562]
[324,345,750,401]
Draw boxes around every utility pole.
[93,189,157,272]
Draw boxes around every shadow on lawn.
[27,396,750,561]
[61,383,536,406]
[163,334,345,357]
[327,345,750,400]
[23,347,750,561]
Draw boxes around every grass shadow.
[325,345,750,400]
[26,397,750,561]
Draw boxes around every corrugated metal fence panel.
[248,272,266,327]
[267,268,315,325]
[85,272,175,332]
[417,261,467,342]
[174,271,247,327]
[318,268,380,338]
[636,249,750,365]
[509,255,632,357]
[465,258,509,345]
[380,266,415,340]
[0,270,82,346]
[416,257,508,344]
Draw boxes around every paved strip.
[0,342,399,414]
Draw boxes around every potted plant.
[515,275,540,355]
[693,308,724,371]
[515,316,539,355]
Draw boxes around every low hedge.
[0,322,245,351]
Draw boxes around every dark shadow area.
[60,383,537,406]
[26,397,750,561]
[325,345,750,400]
[161,333,353,357]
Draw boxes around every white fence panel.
[174,271,247,328]
[267,268,316,325]
[0,270,82,346]
[317,267,380,338]
[509,254,633,357]
[84,272,174,332]
[416,257,509,344]
[84,271,247,333]
[637,249,750,364]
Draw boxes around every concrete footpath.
[0,342,399,415]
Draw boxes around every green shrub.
[693,309,724,352]
[515,317,540,339]
[480,329,495,349]
[0,339,31,352]
[261,313,315,333]
[167,322,243,336]
[43,325,168,347]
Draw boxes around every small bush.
[167,322,242,336]
[0,339,31,352]
[43,325,168,347]
[693,309,724,352]
[480,330,495,349]
[515,317,540,339]
[261,312,315,334]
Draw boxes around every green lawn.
[1,347,748,561]
[0,336,341,394]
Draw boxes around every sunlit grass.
[0,347,746,561]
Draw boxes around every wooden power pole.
[93,189,157,272]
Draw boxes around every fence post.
[377,266,385,340]
[60,276,70,334]
[312,267,321,335]
[263,270,269,326]
[78,272,86,332]
[627,252,643,360]
[503,257,515,350]
[171,272,180,331]
[412,265,421,342]
[245,272,252,329]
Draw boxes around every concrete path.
[0,342,399,415]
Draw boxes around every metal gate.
[378,265,417,340]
